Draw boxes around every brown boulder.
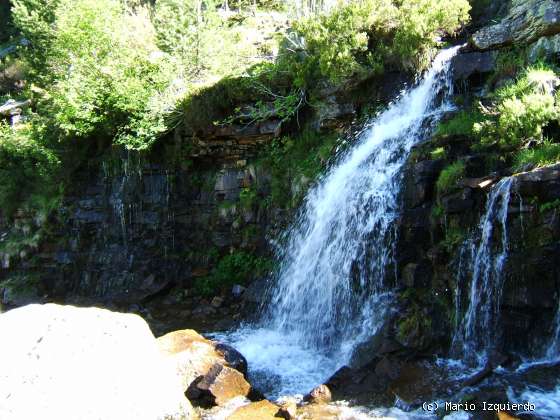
[196,363,251,406]
[157,329,225,392]
[228,400,280,420]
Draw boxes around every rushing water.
[218,47,461,398]
[451,177,514,365]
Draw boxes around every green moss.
[436,160,466,195]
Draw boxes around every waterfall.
[220,47,460,397]
[452,177,514,365]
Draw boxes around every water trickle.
[219,47,461,397]
[545,302,560,361]
[452,177,514,365]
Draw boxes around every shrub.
[436,160,465,195]
[12,0,182,150]
[194,251,272,296]
[286,0,470,85]
[474,65,560,150]
[435,111,482,138]
[513,141,560,171]
[0,122,60,217]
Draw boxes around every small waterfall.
[222,47,461,397]
[545,302,560,361]
[452,177,514,364]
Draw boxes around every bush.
[286,0,470,85]
[475,65,560,150]
[194,251,272,296]
[0,122,60,217]
[436,160,465,195]
[513,141,560,171]
[12,0,182,150]
[435,111,482,138]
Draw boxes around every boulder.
[451,52,497,81]
[277,398,298,419]
[304,384,332,404]
[195,363,251,406]
[0,304,194,420]
[528,33,560,62]
[471,0,560,51]
[157,329,249,394]
[228,400,280,420]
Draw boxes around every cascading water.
[451,177,514,365]
[220,47,461,397]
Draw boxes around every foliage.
[285,0,470,85]
[474,65,560,150]
[436,160,465,195]
[194,251,272,296]
[435,110,482,138]
[12,0,182,150]
[513,141,560,171]
[539,198,560,213]
[258,128,337,208]
[430,147,446,160]
[0,122,60,217]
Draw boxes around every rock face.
[304,384,332,404]
[471,0,560,50]
[0,304,194,420]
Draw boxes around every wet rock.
[210,296,224,308]
[304,384,332,404]
[231,284,246,298]
[471,0,560,51]
[228,400,280,420]
[440,189,474,214]
[528,33,560,62]
[0,304,194,420]
[214,343,248,376]
[451,52,497,81]
[196,363,251,406]
[402,261,432,288]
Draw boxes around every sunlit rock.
[0,304,194,420]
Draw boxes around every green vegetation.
[475,65,560,150]
[514,141,560,171]
[194,250,272,296]
[435,111,482,138]
[436,160,465,195]
[258,128,338,208]
[0,0,471,257]
[539,198,560,213]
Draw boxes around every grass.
[436,160,466,195]
[513,141,560,171]
[435,111,481,138]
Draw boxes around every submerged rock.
[0,304,194,420]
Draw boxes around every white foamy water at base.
[508,384,560,419]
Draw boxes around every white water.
[451,177,514,365]
[219,47,460,398]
